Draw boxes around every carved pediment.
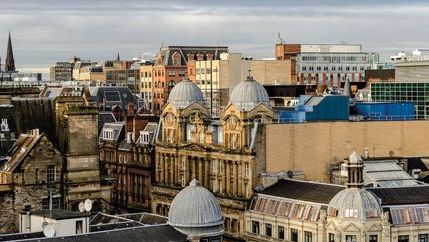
[179,142,209,152]
[342,222,361,232]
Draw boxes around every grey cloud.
[0,0,429,69]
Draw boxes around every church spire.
[5,32,15,72]
[116,52,120,61]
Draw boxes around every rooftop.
[260,179,345,204]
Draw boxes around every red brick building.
[151,46,228,114]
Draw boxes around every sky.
[1,0,429,74]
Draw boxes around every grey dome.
[168,179,223,237]
[328,188,381,220]
[168,77,205,109]
[229,76,270,111]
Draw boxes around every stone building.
[99,118,158,212]
[0,130,63,233]
[246,151,429,242]
[152,75,273,240]
[55,95,111,209]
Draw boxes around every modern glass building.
[370,82,429,119]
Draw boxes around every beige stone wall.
[265,121,429,181]
[242,60,293,85]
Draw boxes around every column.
[160,154,165,183]
[226,160,230,195]
[155,153,160,182]
[234,161,238,196]
[192,157,196,180]
[198,157,203,184]
[205,158,210,189]
[238,161,243,196]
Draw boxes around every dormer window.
[103,129,114,140]
[1,119,9,132]
[140,131,152,145]
[172,52,181,66]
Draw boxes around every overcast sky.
[1,0,429,72]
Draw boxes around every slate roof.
[88,87,141,112]
[0,232,44,241]
[31,209,89,220]
[98,112,117,133]
[14,225,188,242]
[158,46,228,66]
[1,133,43,172]
[368,186,429,206]
[260,179,345,204]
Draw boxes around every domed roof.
[229,76,270,111]
[327,188,382,220]
[168,179,223,228]
[168,77,205,109]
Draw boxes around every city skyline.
[1,0,429,73]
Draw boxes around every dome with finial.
[168,179,223,238]
[229,74,270,111]
[327,151,382,220]
[167,77,205,109]
[327,188,382,220]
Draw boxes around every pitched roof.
[368,186,429,205]
[158,46,228,66]
[1,133,43,173]
[260,179,345,204]
[12,225,188,242]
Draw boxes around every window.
[346,235,357,242]
[47,165,55,183]
[35,169,39,183]
[278,226,285,239]
[76,220,83,234]
[302,66,307,71]
[369,235,378,242]
[419,234,428,242]
[305,232,312,242]
[245,163,250,178]
[329,233,335,242]
[265,223,272,237]
[399,235,409,242]
[291,229,298,242]
[252,221,260,234]
[180,174,185,187]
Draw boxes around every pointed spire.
[116,52,120,61]
[5,32,15,72]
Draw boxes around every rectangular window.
[346,235,357,242]
[305,231,312,242]
[252,221,260,234]
[329,233,335,242]
[291,228,298,242]
[47,165,55,183]
[369,235,378,242]
[399,235,409,242]
[265,223,272,237]
[35,168,39,183]
[419,234,428,242]
[278,226,285,239]
[76,220,83,234]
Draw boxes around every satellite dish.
[43,225,56,238]
[78,202,85,213]
[41,221,49,229]
[84,199,93,212]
